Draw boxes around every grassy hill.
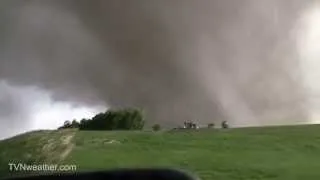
[1,125,320,180]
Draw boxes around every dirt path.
[59,132,76,161]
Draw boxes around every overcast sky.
[0,80,105,140]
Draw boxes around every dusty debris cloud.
[0,0,315,132]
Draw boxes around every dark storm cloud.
[0,0,315,129]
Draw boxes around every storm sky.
[1,0,320,139]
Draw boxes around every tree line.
[58,107,229,131]
[58,108,145,130]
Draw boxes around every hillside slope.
[1,125,320,180]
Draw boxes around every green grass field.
[1,125,320,179]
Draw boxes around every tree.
[222,121,229,129]
[152,124,161,131]
[79,118,89,130]
[80,118,87,125]
[71,119,80,128]
[64,120,71,127]
[76,108,145,131]
[58,120,72,130]
[208,123,215,128]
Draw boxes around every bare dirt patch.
[59,132,76,161]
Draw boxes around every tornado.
[0,0,318,136]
